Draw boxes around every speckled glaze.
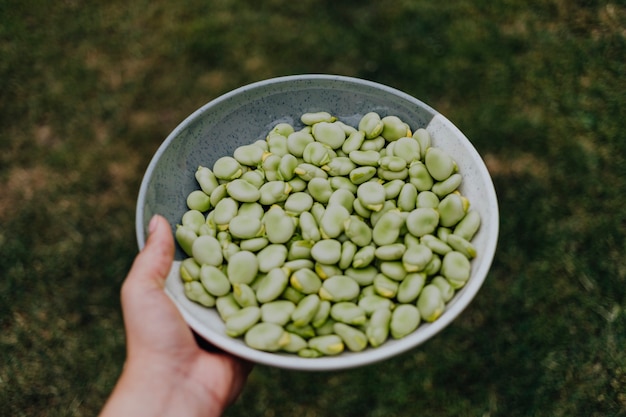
[135,74,499,371]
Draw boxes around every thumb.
[126,215,175,291]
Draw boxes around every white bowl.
[136,74,499,371]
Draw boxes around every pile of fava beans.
[175,111,481,357]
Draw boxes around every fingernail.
[148,215,159,234]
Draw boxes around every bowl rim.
[135,74,499,371]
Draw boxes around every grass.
[1,0,625,416]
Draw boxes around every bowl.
[136,74,499,371]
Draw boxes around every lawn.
[1,1,625,416]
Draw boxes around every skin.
[99,215,252,417]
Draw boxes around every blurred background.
[1,1,625,416]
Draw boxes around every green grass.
[1,0,625,416]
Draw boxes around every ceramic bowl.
[136,74,499,371]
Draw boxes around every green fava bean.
[216,294,241,321]
[320,204,350,239]
[379,261,407,281]
[226,179,261,203]
[176,225,197,257]
[330,302,367,326]
[209,183,227,207]
[282,332,308,353]
[339,241,358,270]
[312,121,346,149]
[244,322,290,352]
[358,294,394,316]
[446,234,477,259]
[349,150,381,166]
[397,183,418,212]
[421,234,452,255]
[228,215,264,240]
[259,181,292,205]
[303,141,333,166]
[200,265,231,297]
[438,193,469,227]
[301,111,336,125]
[261,299,296,325]
[319,275,360,302]
[344,266,378,286]
[392,137,421,163]
[441,251,472,288]
[417,284,445,322]
[191,235,223,266]
[352,245,376,268]
[358,112,384,139]
[267,132,289,157]
[233,283,258,307]
[298,211,322,242]
[431,276,455,302]
[263,206,296,244]
[310,239,342,265]
[308,177,333,204]
[290,268,322,294]
[402,243,433,272]
[425,147,457,181]
[233,144,265,166]
[379,155,407,172]
[408,161,434,192]
[225,306,261,337]
[453,210,481,241]
[271,122,295,137]
[291,294,321,327]
[282,286,306,305]
[327,188,356,213]
[381,115,409,141]
[314,317,336,336]
[294,163,328,181]
[284,192,314,215]
[423,254,442,276]
[213,156,243,181]
[257,244,288,273]
[352,197,373,218]
[288,240,313,261]
[308,334,345,356]
[416,191,440,208]
[361,135,386,152]
[374,243,406,261]
[349,166,377,185]
[184,281,216,307]
[180,257,200,282]
[432,173,462,198]
[182,210,205,234]
[195,166,220,195]
[239,237,269,252]
[227,251,259,285]
[298,348,324,358]
[373,273,399,298]
[287,131,315,157]
[342,130,365,153]
[377,166,408,181]
[312,300,331,328]
[413,128,431,159]
[186,190,211,212]
[390,304,421,339]
[261,154,281,182]
[366,308,391,347]
[372,210,404,246]
[396,272,426,303]
[334,322,368,352]
[213,198,238,230]
[315,262,342,280]
[383,179,405,200]
[357,181,386,212]
[288,177,307,193]
[406,207,439,237]
[256,267,289,303]
[322,156,356,176]
[343,216,373,247]
[286,322,316,339]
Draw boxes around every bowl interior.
[136,75,499,371]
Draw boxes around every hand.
[99,215,252,417]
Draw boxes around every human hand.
[99,215,252,417]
